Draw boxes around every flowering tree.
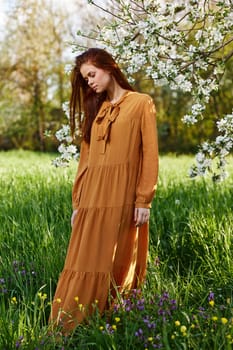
[54,0,233,181]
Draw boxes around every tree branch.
[90,1,135,25]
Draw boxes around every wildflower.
[79,303,83,311]
[11,296,17,304]
[180,325,187,333]
[39,293,47,300]
[137,298,145,311]
[212,316,218,321]
[175,320,181,326]
[191,323,195,329]
[95,299,98,304]
[74,296,79,303]
[143,316,156,329]
[55,298,62,304]
[221,317,228,325]
[148,337,153,342]
[226,334,231,340]
[171,334,176,339]
[99,326,104,331]
[115,317,120,323]
[135,328,143,337]
[15,336,23,348]
[209,300,215,307]
[112,324,117,330]
[154,256,160,266]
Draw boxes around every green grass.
[0,150,233,349]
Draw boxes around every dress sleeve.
[72,140,89,210]
[135,96,159,209]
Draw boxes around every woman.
[50,48,159,332]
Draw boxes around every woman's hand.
[134,208,150,227]
[71,209,78,227]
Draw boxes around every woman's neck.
[107,79,128,104]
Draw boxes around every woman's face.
[80,63,112,93]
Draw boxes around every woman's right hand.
[71,209,78,227]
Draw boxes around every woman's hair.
[70,48,134,143]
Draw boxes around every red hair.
[70,48,134,143]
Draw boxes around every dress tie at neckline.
[95,91,132,154]
[95,104,120,154]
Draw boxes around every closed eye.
[88,72,95,78]
[84,72,96,83]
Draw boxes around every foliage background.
[0,0,232,154]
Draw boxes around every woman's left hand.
[134,208,150,227]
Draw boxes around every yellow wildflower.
[11,297,17,304]
[226,334,231,340]
[115,317,120,323]
[221,317,228,325]
[99,326,104,331]
[112,324,117,330]
[190,323,195,329]
[79,303,83,311]
[180,325,187,333]
[171,334,176,339]
[148,337,153,342]
[212,316,218,321]
[175,320,180,327]
[41,293,47,300]
[209,300,215,307]
[74,296,79,303]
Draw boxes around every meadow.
[0,150,232,350]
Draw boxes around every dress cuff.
[135,202,152,209]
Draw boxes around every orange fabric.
[50,91,159,331]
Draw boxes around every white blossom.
[62,102,70,119]
[196,152,205,163]
[57,0,233,179]
[182,115,198,125]
[66,144,77,154]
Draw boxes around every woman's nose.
[88,79,94,87]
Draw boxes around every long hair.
[70,48,134,144]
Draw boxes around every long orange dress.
[50,91,159,331]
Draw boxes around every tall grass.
[0,150,232,349]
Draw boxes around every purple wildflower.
[15,336,23,348]
[154,256,160,266]
[137,298,145,311]
[208,291,215,301]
